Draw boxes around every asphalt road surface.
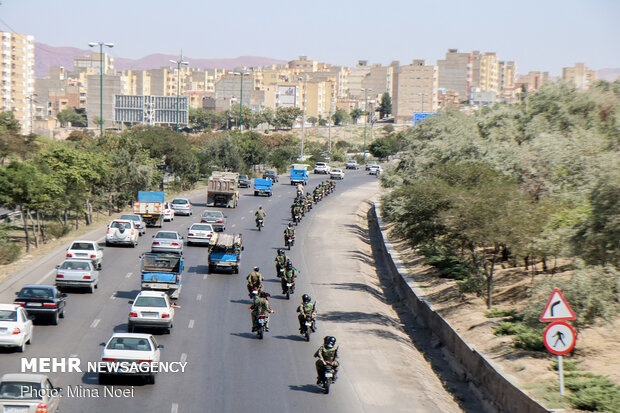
[0,169,461,413]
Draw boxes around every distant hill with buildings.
[597,68,620,81]
[34,42,285,77]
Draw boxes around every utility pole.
[27,94,37,134]
[169,53,189,132]
[88,42,114,136]
[363,88,372,159]
[299,75,307,160]
[327,100,334,153]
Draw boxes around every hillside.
[34,42,286,77]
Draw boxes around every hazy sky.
[1,0,619,74]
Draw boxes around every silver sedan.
[151,231,183,253]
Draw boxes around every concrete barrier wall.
[371,203,550,413]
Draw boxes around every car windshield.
[134,296,167,308]
[0,381,42,400]
[154,232,178,240]
[107,337,152,351]
[60,261,91,271]
[110,221,131,230]
[120,215,139,221]
[265,170,276,175]
[191,224,213,231]
[0,310,17,321]
[172,199,188,205]
[19,288,54,299]
[332,169,342,173]
[239,175,248,180]
[70,242,94,251]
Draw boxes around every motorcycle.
[256,314,269,339]
[256,218,264,231]
[249,285,261,299]
[285,234,295,250]
[284,280,295,300]
[293,212,301,225]
[320,364,336,394]
[301,314,314,341]
[276,266,285,278]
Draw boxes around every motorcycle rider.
[275,249,288,276]
[250,291,273,332]
[280,260,297,294]
[296,182,304,196]
[293,203,303,223]
[297,294,317,333]
[315,336,339,384]
[284,223,295,246]
[255,206,266,227]
[246,266,264,297]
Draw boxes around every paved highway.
[0,169,457,413]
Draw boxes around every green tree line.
[380,81,620,312]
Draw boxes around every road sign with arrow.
[539,288,577,322]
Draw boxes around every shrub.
[0,243,22,265]
[45,222,71,239]
[485,308,517,318]
[565,373,620,412]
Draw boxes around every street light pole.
[239,72,244,131]
[27,94,37,134]
[169,54,189,132]
[327,100,334,153]
[363,88,371,159]
[88,42,114,136]
[300,75,307,160]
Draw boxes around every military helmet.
[286,260,292,268]
[277,249,283,256]
[254,266,259,271]
[302,294,311,303]
[324,336,336,348]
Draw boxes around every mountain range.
[34,43,619,82]
[34,43,286,77]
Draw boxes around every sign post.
[540,289,577,396]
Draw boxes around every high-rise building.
[392,59,438,123]
[1,30,36,133]
[470,51,500,93]
[562,63,597,89]
[516,71,550,91]
[498,61,517,89]
[437,49,470,102]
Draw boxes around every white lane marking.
[196,294,202,301]
[232,224,236,228]
[278,195,282,198]
[70,354,78,358]
[188,319,194,329]
[268,199,273,202]
[203,273,208,280]
[241,216,245,220]
[248,209,254,213]
[180,353,187,363]
[109,293,116,300]
[90,319,100,328]
[125,272,133,278]
[171,403,179,413]
[35,269,55,285]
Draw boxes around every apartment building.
[562,63,597,89]
[288,56,318,72]
[120,70,151,96]
[437,49,469,102]
[1,30,36,133]
[214,74,254,109]
[392,60,438,123]
[499,61,517,89]
[86,74,121,128]
[73,52,114,75]
[516,71,550,91]
[470,51,499,93]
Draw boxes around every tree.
[259,108,275,130]
[369,135,401,159]
[332,109,350,126]
[307,116,318,127]
[378,93,392,119]
[274,107,302,129]
[235,132,269,169]
[350,109,363,124]
[57,109,87,127]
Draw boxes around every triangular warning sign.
[540,288,577,322]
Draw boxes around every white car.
[314,162,331,174]
[151,231,183,253]
[0,304,33,352]
[330,168,345,180]
[105,219,139,247]
[120,214,146,236]
[99,333,162,384]
[0,374,60,413]
[187,223,215,246]
[171,198,192,216]
[163,202,174,222]
[56,259,98,293]
[66,240,103,270]
[345,160,359,170]
[368,165,382,175]
[128,291,175,333]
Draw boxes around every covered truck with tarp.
[207,172,239,208]
[133,191,165,227]
[208,233,243,274]
[140,252,183,299]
